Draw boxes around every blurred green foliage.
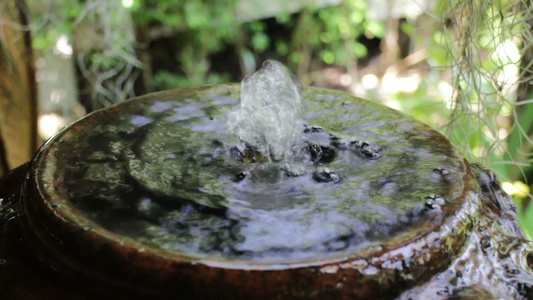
[394,0,533,237]
[126,0,382,88]
[130,0,239,87]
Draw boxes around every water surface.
[60,85,468,264]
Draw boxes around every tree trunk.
[0,0,37,176]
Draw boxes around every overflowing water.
[398,167,533,299]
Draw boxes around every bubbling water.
[228,60,303,161]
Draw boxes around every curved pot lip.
[21,84,479,272]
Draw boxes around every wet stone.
[307,143,336,164]
[329,134,340,141]
[313,168,342,183]
[229,146,244,162]
[303,124,325,133]
[351,140,383,160]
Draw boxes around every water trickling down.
[229,60,303,161]
[398,166,533,299]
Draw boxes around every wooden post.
[0,0,38,176]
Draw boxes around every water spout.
[229,60,303,161]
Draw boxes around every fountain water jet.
[229,60,303,162]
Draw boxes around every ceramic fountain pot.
[0,84,532,299]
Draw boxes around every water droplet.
[280,163,306,177]
[319,265,339,274]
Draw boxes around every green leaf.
[352,42,367,58]
[275,12,291,24]
[251,32,269,52]
[321,50,335,64]
[365,20,384,38]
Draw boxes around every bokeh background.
[1,0,533,236]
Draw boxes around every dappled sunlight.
[502,181,530,199]
[122,0,134,8]
[494,39,521,65]
[361,73,379,90]
[38,113,67,140]
[382,72,421,94]
[53,34,73,58]
[438,81,455,109]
